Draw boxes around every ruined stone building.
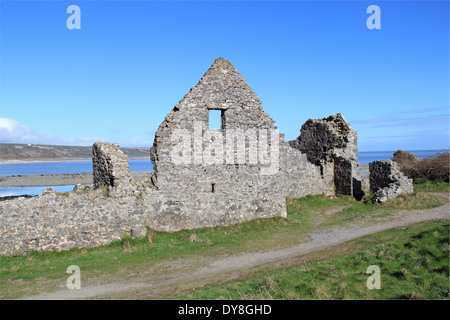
[0,58,412,255]
[93,58,362,231]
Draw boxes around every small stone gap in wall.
[319,163,324,176]
[211,183,215,193]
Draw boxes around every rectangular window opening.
[209,109,223,130]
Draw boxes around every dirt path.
[21,193,449,300]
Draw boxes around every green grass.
[167,220,450,300]
[414,179,449,193]
[0,191,447,299]
[322,192,446,227]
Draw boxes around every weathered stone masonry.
[289,113,361,198]
[92,142,137,198]
[369,160,413,203]
[147,58,328,231]
[0,58,409,256]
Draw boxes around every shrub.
[393,150,418,163]
[393,150,449,182]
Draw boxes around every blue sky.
[0,0,448,151]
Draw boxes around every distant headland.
[0,143,150,164]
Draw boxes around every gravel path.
[21,192,449,300]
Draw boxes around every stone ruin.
[92,142,136,197]
[289,113,361,198]
[94,58,362,231]
[369,160,414,203]
[0,58,415,255]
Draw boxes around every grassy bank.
[413,179,449,193]
[0,188,448,299]
[168,220,449,300]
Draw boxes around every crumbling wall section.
[289,113,362,198]
[92,142,136,197]
[334,156,353,195]
[369,160,414,203]
[291,114,358,164]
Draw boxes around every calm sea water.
[0,160,152,197]
[357,149,448,164]
[0,150,447,197]
[0,159,152,176]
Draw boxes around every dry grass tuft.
[147,230,153,245]
[189,233,199,243]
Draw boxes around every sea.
[0,150,447,197]
[0,159,152,197]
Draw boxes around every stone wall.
[358,163,370,190]
[148,58,328,229]
[289,113,361,197]
[0,186,142,255]
[369,160,414,203]
[92,142,136,197]
[290,114,358,164]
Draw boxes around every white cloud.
[0,118,154,147]
[0,118,54,144]
[0,118,104,146]
[0,118,19,132]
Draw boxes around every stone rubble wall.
[290,113,358,164]
[92,142,137,198]
[369,160,414,203]
[289,113,361,197]
[0,145,160,255]
[0,186,146,255]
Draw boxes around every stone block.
[131,226,148,239]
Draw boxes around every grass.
[0,190,448,299]
[167,220,450,300]
[414,179,449,193]
[321,191,446,228]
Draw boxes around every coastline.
[1,149,446,166]
[0,157,149,165]
[0,171,152,188]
